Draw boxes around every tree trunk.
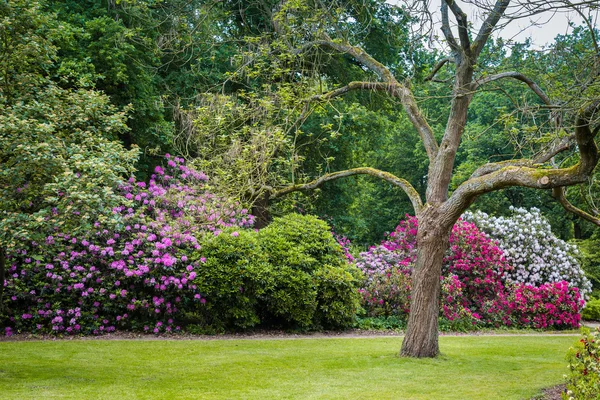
[400,210,450,358]
[251,193,271,229]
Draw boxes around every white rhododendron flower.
[464,207,591,297]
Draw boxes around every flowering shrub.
[357,246,411,317]
[355,215,583,330]
[485,282,583,329]
[464,208,591,296]
[440,275,482,330]
[358,216,509,319]
[2,183,358,334]
[1,156,253,335]
[564,328,600,399]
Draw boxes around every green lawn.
[0,335,575,399]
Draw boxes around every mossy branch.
[475,71,553,106]
[469,134,574,179]
[268,167,423,213]
[294,37,439,161]
[443,100,600,221]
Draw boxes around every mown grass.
[0,335,575,399]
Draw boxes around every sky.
[386,0,595,49]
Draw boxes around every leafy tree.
[233,0,600,357]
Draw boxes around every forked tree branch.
[475,71,552,105]
[295,38,439,161]
[268,167,424,213]
[552,187,600,227]
[440,1,460,52]
[444,0,471,55]
[472,0,511,57]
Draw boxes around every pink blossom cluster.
[484,281,583,329]
[2,156,253,335]
[356,216,583,329]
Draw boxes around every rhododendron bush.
[1,156,254,335]
[356,215,583,329]
[1,158,359,336]
[464,207,591,296]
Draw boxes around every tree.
[253,0,600,357]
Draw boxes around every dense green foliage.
[1,0,600,341]
[582,298,600,321]
[3,0,598,245]
[190,214,360,331]
[0,0,139,246]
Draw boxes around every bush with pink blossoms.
[1,156,254,335]
[356,215,583,330]
[358,216,509,320]
[485,282,584,329]
[357,246,411,317]
[1,165,358,334]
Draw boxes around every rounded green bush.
[258,214,346,273]
[582,298,600,321]
[189,214,361,331]
[258,214,361,329]
[192,228,273,330]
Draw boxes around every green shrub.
[188,215,360,331]
[564,328,600,399]
[355,316,406,330]
[259,214,345,273]
[575,233,600,293]
[193,229,273,330]
[314,264,361,329]
[582,298,600,321]
[258,214,360,329]
[261,266,318,329]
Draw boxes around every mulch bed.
[532,384,566,400]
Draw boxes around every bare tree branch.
[552,186,600,226]
[306,81,400,102]
[475,71,552,105]
[472,0,511,57]
[425,57,453,82]
[444,0,472,55]
[440,1,460,52]
[565,0,600,55]
[268,167,423,213]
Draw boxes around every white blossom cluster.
[463,207,591,296]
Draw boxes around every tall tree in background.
[255,0,600,357]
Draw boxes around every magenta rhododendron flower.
[355,215,583,329]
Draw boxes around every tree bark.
[400,208,451,358]
[251,194,271,229]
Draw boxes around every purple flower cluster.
[1,156,254,335]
